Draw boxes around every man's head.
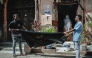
[13,14,18,21]
[75,15,82,21]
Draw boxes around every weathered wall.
[85,0,92,12]
[40,0,53,25]
[84,0,92,41]
[39,0,85,26]
[77,0,83,15]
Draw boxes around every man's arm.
[63,29,74,34]
[66,32,73,36]
[9,28,19,31]
[22,26,27,31]
[9,28,12,31]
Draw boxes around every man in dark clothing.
[8,14,27,57]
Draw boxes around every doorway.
[58,3,78,32]
[7,0,35,41]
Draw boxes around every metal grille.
[61,0,80,2]
[8,0,35,30]
[8,0,34,9]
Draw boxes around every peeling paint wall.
[40,0,53,25]
[84,0,92,41]
[85,0,92,12]
[77,0,83,15]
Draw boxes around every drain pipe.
[83,0,86,24]
[3,0,8,41]
[78,0,86,25]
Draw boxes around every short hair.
[77,15,82,21]
[13,14,18,17]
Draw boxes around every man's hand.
[65,32,73,36]
[63,29,74,34]
[11,29,19,31]
[63,32,67,34]
[22,26,27,31]
[15,29,19,31]
[63,31,69,34]
[25,29,27,31]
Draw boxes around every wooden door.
[7,0,35,41]
[21,9,34,30]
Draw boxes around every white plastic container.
[81,44,87,51]
[56,47,65,52]
[63,43,70,51]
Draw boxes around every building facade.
[0,0,92,41]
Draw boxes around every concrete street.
[0,53,92,58]
[0,42,92,58]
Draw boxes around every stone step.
[0,42,26,46]
[0,43,92,56]
[0,50,20,54]
[0,42,26,52]
[0,42,56,48]
[0,42,26,44]
[0,46,24,51]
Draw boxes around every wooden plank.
[52,20,58,26]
